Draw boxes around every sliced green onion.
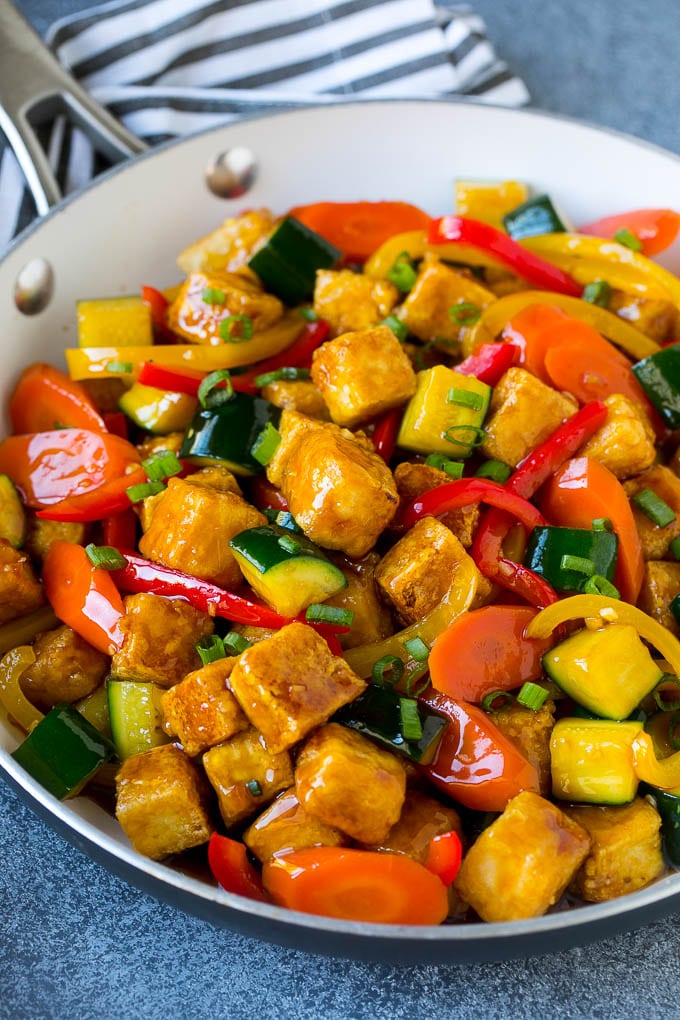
[386,252,418,293]
[449,301,481,326]
[85,544,127,571]
[399,697,423,741]
[584,574,621,599]
[516,681,549,711]
[405,670,430,698]
[106,360,133,374]
[254,367,310,387]
[652,674,680,712]
[592,517,614,532]
[481,690,514,712]
[222,632,252,656]
[278,534,302,555]
[380,314,408,342]
[444,424,487,449]
[614,228,643,252]
[560,554,595,576]
[298,307,318,322]
[142,450,183,481]
[446,387,484,410]
[670,536,680,560]
[424,453,465,479]
[632,487,676,527]
[198,369,234,409]
[246,779,263,797]
[403,636,430,663]
[371,655,404,688]
[196,634,227,665]
[219,314,254,342]
[202,287,226,305]
[305,604,354,627]
[668,710,680,751]
[582,280,612,308]
[126,480,165,503]
[475,459,512,484]
[251,422,281,466]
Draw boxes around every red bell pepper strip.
[42,541,124,655]
[102,509,138,551]
[424,830,463,886]
[141,284,176,343]
[428,216,583,296]
[454,342,520,386]
[419,689,540,812]
[286,201,432,263]
[36,465,148,522]
[371,407,402,462]
[208,833,269,902]
[248,475,289,512]
[102,411,129,439]
[400,477,547,533]
[579,208,680,257]
[137,363,207,396]
[9,363,106,434]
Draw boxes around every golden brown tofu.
[115,743,213,860]
[24,518,89,562]
[184,464,243,494]
[161,658,249,757]
[482,367,578,467]
[243,788,346,862]
[313,268,399,336]
[608,290,679,343]
[310,324,417,428]
[177,208,275,275]
[19,624,108,712]
[139,476,266,588]
[266,410,399,558]
[228,622,366,753]
[579,393,656,479]
[563,798,664,902]
[261,379,330,420]
[491,698,556,796]
[202,728,293,827]
[295,723,406,844]
[454,791,591,922]
[324,552,394,650]
[638,560,680,636]
[398,255,496,344]
[362,789,462,862]
[393,461,480,548]
[624,466,680,559]
[0,540,44,625]
[111,593,213,688]
[167,269,283,345]
[375,517,471,626]
[228,624,279,645]
[136,431,185,462]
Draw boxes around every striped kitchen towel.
[1,0,529,250]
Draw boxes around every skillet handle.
[0,0,148,215]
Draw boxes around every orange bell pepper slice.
[9,363,106,434]
[580,208,680,257]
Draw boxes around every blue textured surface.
[3,2,680,1016]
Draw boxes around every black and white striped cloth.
[1,0,529,250]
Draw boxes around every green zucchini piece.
[550,717,642,805]
[229,524,347,616]
[0,474,27,548]
[179,392,281,476]
[502,193,572,240]
[397,365,490,458]
[11,703,114,799]
[119,382,197,434]
[248,217,340,305]
[632,345,680,429]
[75,684,112,739]
[334,685,446,764]
[77,295,153,347]
[543,624,662,721]
[107,678,169,760]
[647,786,680,866]
[524,526,618,593]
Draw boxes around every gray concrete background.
[3,1,680,1017]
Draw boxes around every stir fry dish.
[4,187,680,927]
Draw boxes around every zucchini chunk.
[334,684,446,764]
[524,525,618,593]
[248,217,340,305]
[503,193,572,240]
[0,474,27,548]
[119,382,197,434]
[77,295,153,347]
[550,718,643,804]
[179,392,281,476]
[107,678,169,760]
[397,365,490,458]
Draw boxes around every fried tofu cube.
[177,208,276,275]
[638,560,680,636]
[167,269,283,344]
[608,291,679,343]
[202,728,293,827]
[323,552,394,649]
[624,465,680,559]
[266,410,399,558]
[115,743,213,860]
[19,624,108,711]
[0,539,44,624]
[562,798,664,902]
[313,268,399,336]
[184,464,243,494]
[310,325,417,428]
[482,367,578,467]
[490,698,556,796]
[295,723,406,843]
[228,622,366,753]
[261,379,330,419]
[394,461,480,547]
[361,789,462,861]
[139,475,266,587]
[398,255,496,344]
[111,593,213,688]
[161,658,249,757]
[243,788,346,862]
[24,518,89,562]
[454,791,591,922]
[580,394,656,479]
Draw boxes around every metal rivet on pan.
[205,147,258,199]
[14,257,54,315]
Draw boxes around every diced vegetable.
[179,392,281,476]
[503,193,572,240]
[118,382,197,434]
[334,684,446,764]
[107,678,169,760]
[248,217,340,304]
[550,718,643,804]
[0,475,26,548]
[396,365,490,458]
[632,343,680,429]
[524,525,619,593]
[77,295,153,347]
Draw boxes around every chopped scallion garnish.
[222,632,252,656]
[85,544,127,571]
[380,315,408,342]
[405,670,430,698]
[251,422,281,466]
[399,697,423,741]
[196,634,227,665]
[202,287,226,305]
[584,574,621,599]
[298,307,318,322]
[444,424,487,449]
[652,674,680,713]
[254,367,310,388]
[424,452,465,479]
[106,360,133,374]
[246,779,263,797]
[632,487,676,527]
[305,604,354,627]
[277,534,302,555]
[142,450,183,481]
[592,517,614,532]
[371,655,404,688]
[449,301,481,326]
[516,681,549,711]
[403,636,429,662]
[386,252,418,293]
[560,554,595,576]
[446,387,484,411]
[475,459,512,484]
[481,690,514,712]
[198,369,234,409]
[614,227,643,251]
[582,279,612,308]
[219,314,254,342]
[126,480,165,503]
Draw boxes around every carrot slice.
[42,541,124,654]
[286,201,432,262]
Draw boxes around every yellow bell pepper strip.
[525,594,680,677]
[65,311,307,381]
[0,645,42,734]
[463,289,659,360]
[363,229,506,280]
[0,606,59,657]
[343,551,478,680]
[521,234,680,307]
[631,730,680,790]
